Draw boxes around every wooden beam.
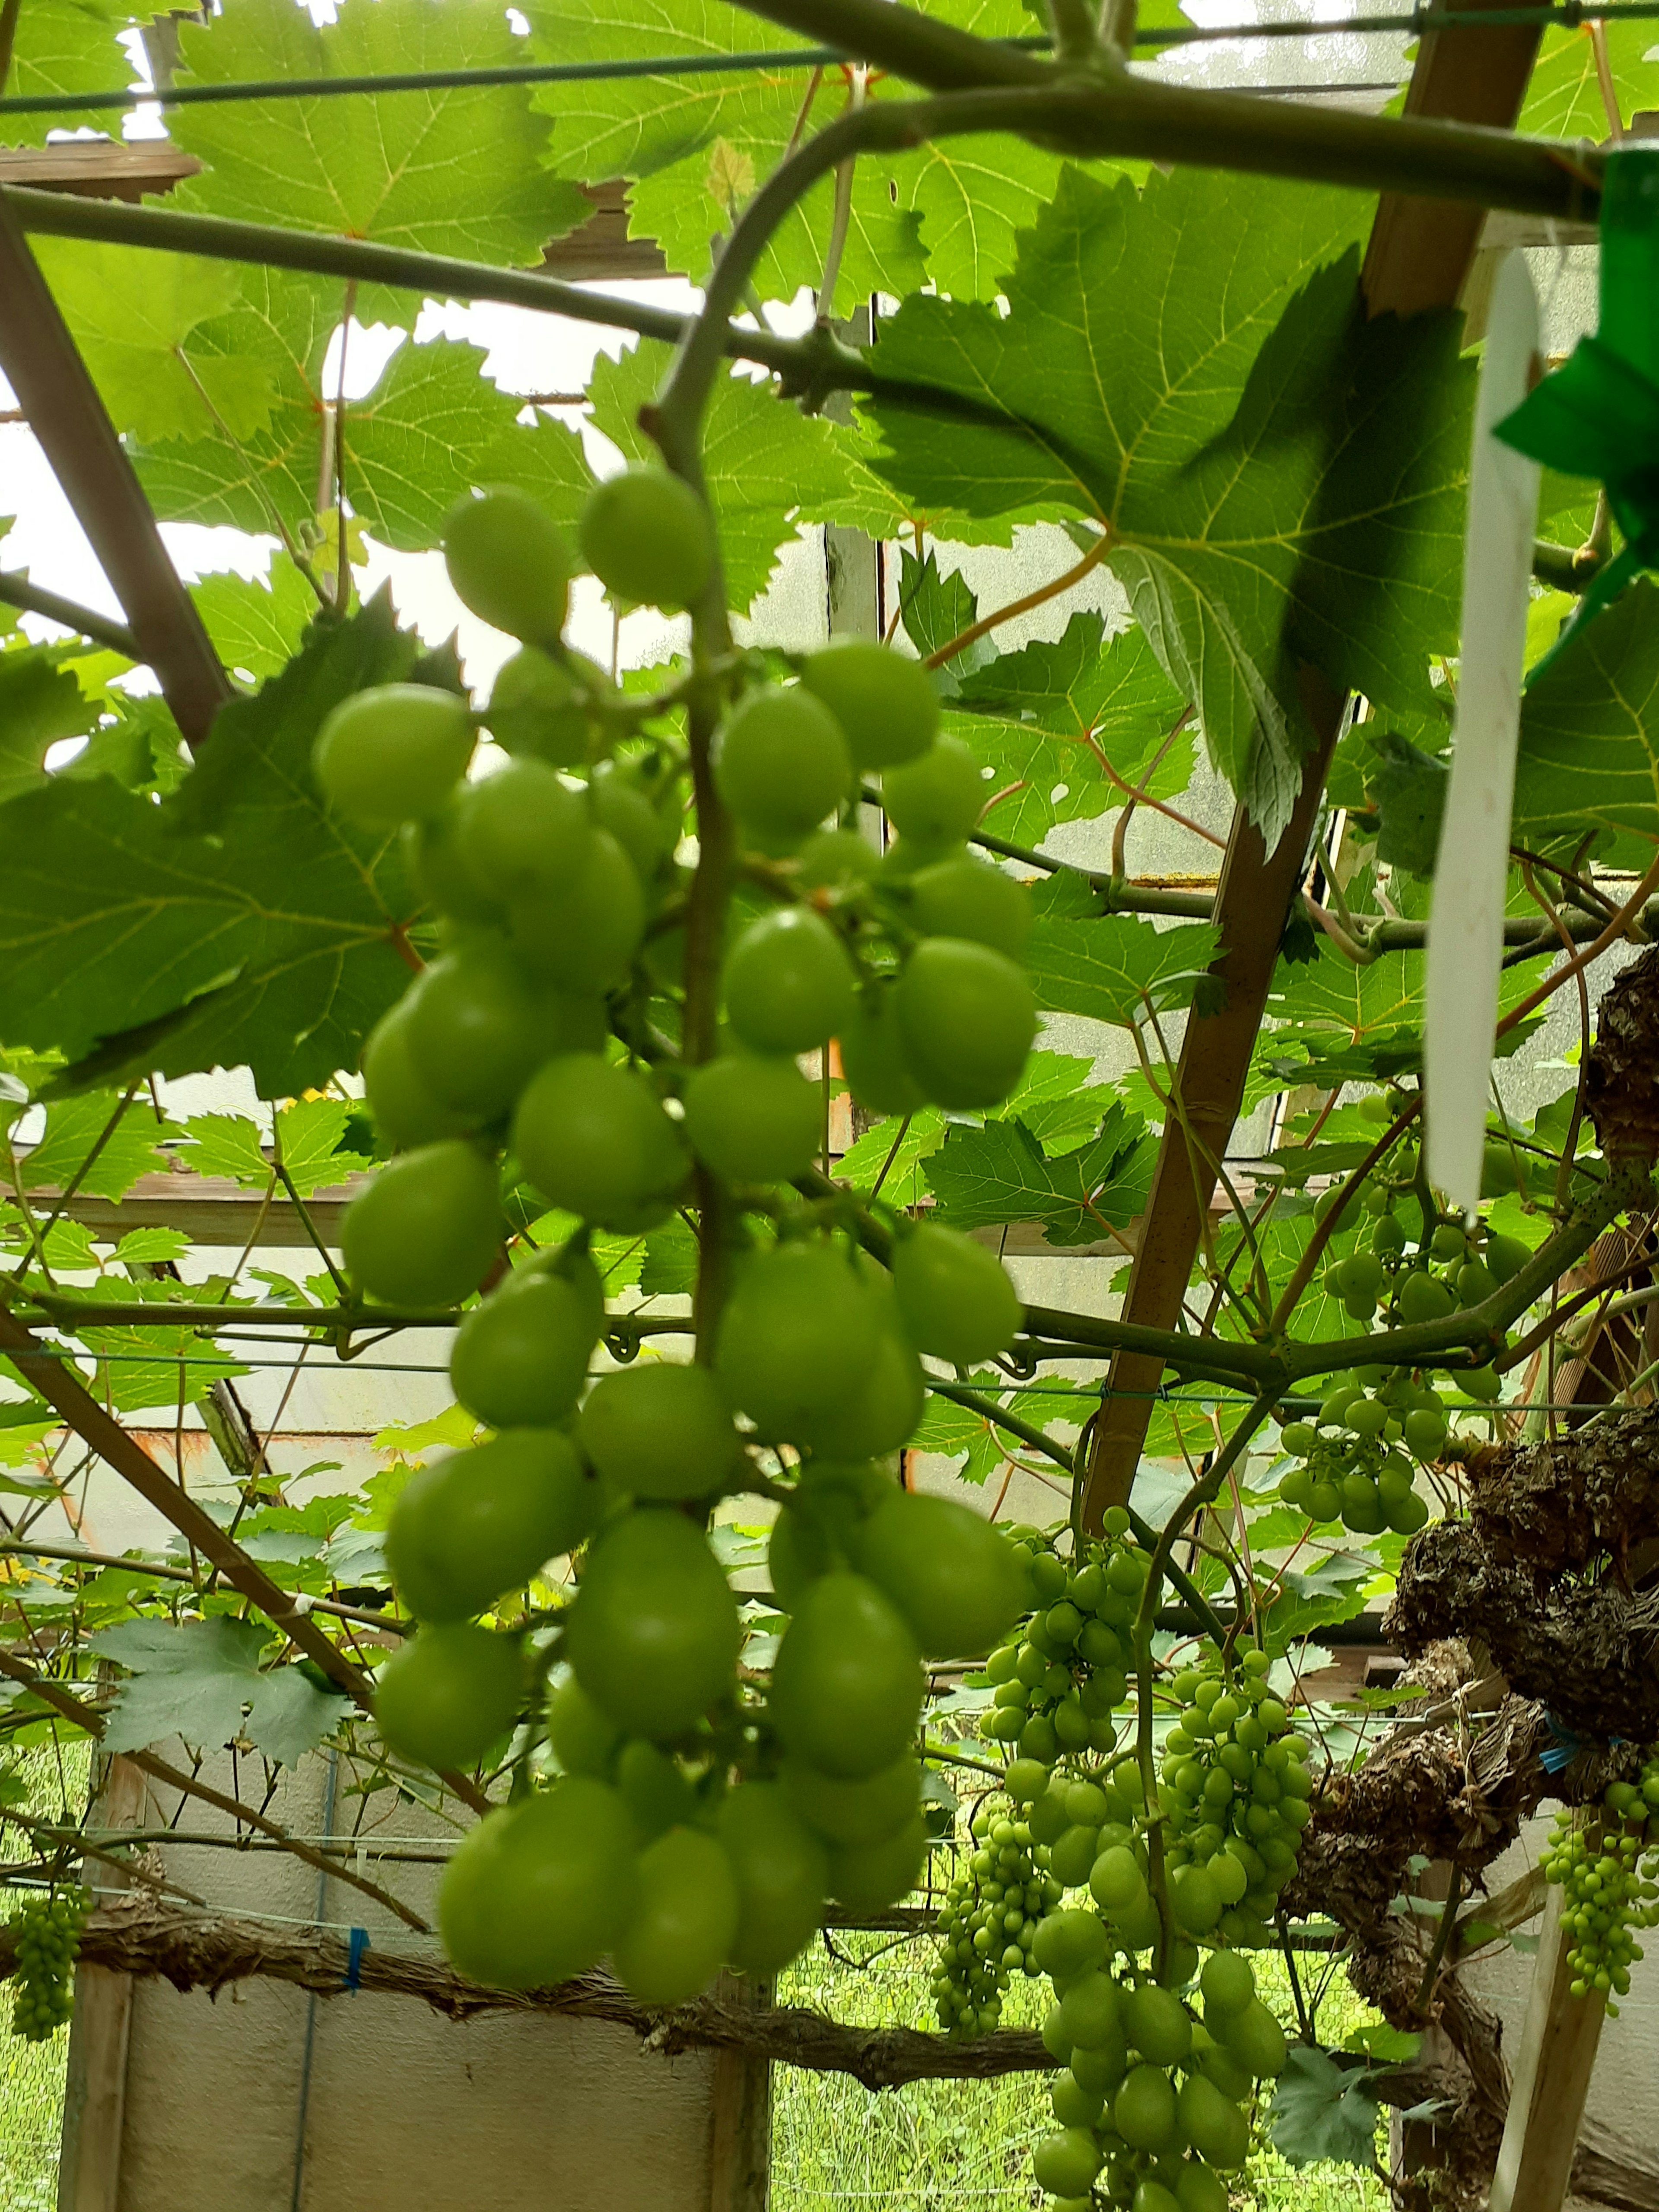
[56,1755,148,2212]
[1079,0,1546,1526]
[1490,1867,1608,2212]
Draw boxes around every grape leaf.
[65,1277,250,1415]
[1268,2046,1381,2169]
[194,564,320,683]
[2,0,131,148]
[1518,17,1659,139]
[864,167,1469,840]
[838,1109,948,1211]
[925,1108,1153,1244]
[0,594,422,1096]
[1027,914,1220,1028]
[897,549,985,681]
[0,648,100,801]
[1513,577,1659,843]
[91,1615,340,1765]
[271,1099,370,1198]
[16,1092,175,1204]
[180,1114,270,1187]
[341,338,545,553]
[168,0,586,310]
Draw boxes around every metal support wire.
[0,5,1654,119]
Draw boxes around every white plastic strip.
[1425,251,1542,1218]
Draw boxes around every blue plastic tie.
[343,1926,369,1992]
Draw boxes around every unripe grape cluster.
[979,1513,1141,1769]
[1543,1757,1659,2013]
[1160,1649,1312,1944]
[313,475,1044,2006]
[1275,1422,1429,1536]
[933,1802,1058,2037]
[10,1888,89,2041]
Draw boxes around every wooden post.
[707,1974,772,2212]
[1489,1865,1607,2212]
[57,1756,149,2212]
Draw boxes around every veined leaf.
[91,1615,341,1765]
[1268,2046,1382,2169]
[925,1109,1153,1245]
[3,0,131,149]
[1514,577,1659,842]
[1027,914,1220,1028]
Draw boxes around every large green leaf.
[194,564,321,684]
[1268,2046,1382,2169]
[168,0,586,306]
[342,339,541,553]
[1518,18,1659,139]
[926,1109,1154,1244]
[1027,912,1220,1029]
[0,647,100,801]
[1513,578,1659,842]
[91,1616,340,1764]
[864,167,1470,839]
[0,596,422,1095]
[16,1092,175,1203]
[3,0,130,148]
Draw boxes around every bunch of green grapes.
[10,1887,89,2042]
[933,1800,1058,2037]
[1031,1928,1288,2212]
[1543,1757,1659,2013]
[1275,1420,1429,1535]
[979,1512,1140,1776]
[319,479,1039,2008]
[1159,1649,1312,1945]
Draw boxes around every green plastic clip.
[1494,144,1659,685]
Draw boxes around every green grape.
[892,1221,1022,1363]
[402,934,563,1121]
[1543,1760,1659,2007]
[908,853,1032,960]
[387,1427,600,1619]
[341,1141,502,1309]
[784,1749,920,1847]
[1114,2065,1177,2152]
[455,757,590,900]
[512,1055,688,1232]
[882,736,985,847]
[361,997,476,1150]
[1176,2162,1230,2212]
[1059,1968,1125,2051]
[547,1675,621,1778]
[724,907,858,1054]
[935,1805,1047,2036]
[403,802,506,928]
[9,1889,89,2043]
[837,985,930,1116]
[1215,1996,1288,2077]
[1051,2070,1106,2128]
[855,1491,1026,1658]
[450,1260,602,1430]
[797,824,880,890]
[439,1780,636,1988]
[1032,2128,1104,2198]
[800,638,939,769]
[791,1287,925,1460]
[1177,2074,1249,2169]
[443,486,571,647]
[718,1784,830,1977]
[682,1051,824,1183]
[714,1239,882,1440]
[615,1739,696,1840]
[613,1826,739,2003]
[485,645,594,764]
[827,1813,929,1911]
[1125,1983,1192,2066]
[1485,1232,1532,1283]
[509,825,648,992]
[588,758,678,883]
[375,1621,523,1771]
[313,683,475,827]
[577,1361,739,1501]
[1199,1949,1254,2018]
[1396,1270,1455,1325]
[713,687,854,842]
[565,1506,742,1739]
[579,467,714,610]
[895,938,1036,1109]
[769,1570,924,1779]
[1032,1909,1108,1983]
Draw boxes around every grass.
[774,1935,1391,2212]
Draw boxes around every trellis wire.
[0,3,1653,118]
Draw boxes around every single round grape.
[1176,2163,1230,2212]
[1200,1948,1254,2018]
[908,853,1030,960]
[1031,2129,1103,2198]
[682,1052,823,1184]
[724,907,858,1055]
[792,1297,925,1460]
[579,467,714,611]
[718,1783,830,1977]
[438,1780,636,1988]
[314,683,475,828]
[361,997,475,1150]
[797,825,879,891]
[895,938,1036,1109]
[714,1239,881,1440]
[455,757,590,900]
[387,1427,601,1620]
[375,1621,523,1771]
[1050,2071,1106,2130]
[713,688,853,842]
[892,1221,1021,1363]
[1216,1995,1287,2077]
[547,1674,621,1778]
[403,934,560,1121]
[837,986,929,1116]
[768,1570,924,1779]
[1176,2073,1249,2170]
[799,639,939,770]
[565,1506,742,1739]
[826,1813,928,1911]
[882,736,984,846]
[1059,1970,1125,2053]
[589,758,678,884]
[1114,2063,1177,2153]
[443,486,572,648]
[509,826,647,992]
[1126,1983,1192,2066]
[485,645,594,765]
[513,1055,688,1232]
[340,1141,502,1309]
[578,1361,739,1501]
[781,1750,919,1847]
[450,1265,601,1429]
[615,1738,696,1840]
[613,1826,739,2004]
[403,803,505,927]
[855,1491,1024,1658]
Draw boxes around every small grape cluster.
[1275,1420,1428,1535]
[932,1801,1058,2037]
[1543,1758,1659,2013]
[979,1511,1141,1771]
[10,1887,89,2042]
[1032,1931,1288,2212]
[1160,1649,1312,1945]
